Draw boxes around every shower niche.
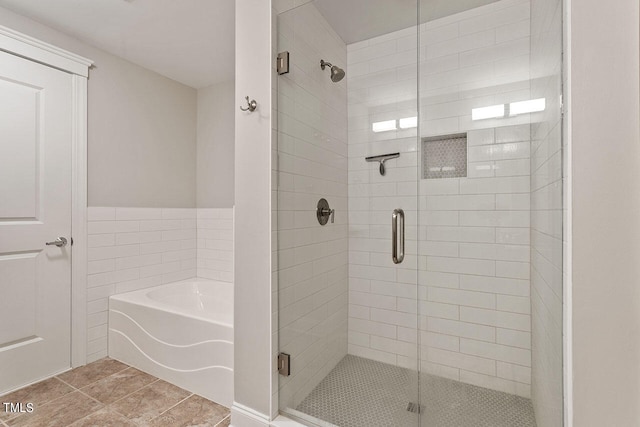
[422,133,468,180]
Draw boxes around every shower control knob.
[317,198,335,226]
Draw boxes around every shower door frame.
[274,2,422,426]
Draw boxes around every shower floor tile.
[295,355,537,427]
[0,358,230,427]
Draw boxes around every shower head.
[320,59,345,82]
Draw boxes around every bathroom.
[0,0,639,427]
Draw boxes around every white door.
[0,50,73,394]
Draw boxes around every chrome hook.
[240,96,257,112]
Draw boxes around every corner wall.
[232,0,275,425]
[569,0,640,425]
[197,81,236,208]
[0,6,198,208]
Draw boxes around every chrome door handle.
[46,237,68,247]
[392,209,405,264]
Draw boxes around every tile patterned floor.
[0,358,230,427]
[296,355,537,427]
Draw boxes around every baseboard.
[230,402,271,427]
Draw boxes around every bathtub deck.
[0,358,230,427]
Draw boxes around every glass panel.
[275,1,420,426]
[417,0,564,426]
[276,0,564,425]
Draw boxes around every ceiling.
[0,0,235,89]
[0,0,499,86]
[313,0,500,44]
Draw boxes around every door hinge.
[278,352,290,376]
[277,51,290,75]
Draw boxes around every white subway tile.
[467,128,495,146]
[88,221,116,235]
[459,2,530,37]
[371,308,417,328]
[497,361,531,384]
[427,256,496,276]
[497,328,531,349]
[459,370,530,397]
[494,159,530,177]
[426,347,496,376]
[460,274,529,297]
[460,306,530,331]
[496,124,530,143]
[422,331,460,352]
[497,294,530,314]
[427,317,496,342]
[88,259,114,274]
[115,221,140,233]
[496,261,530,279]
[115,207,162,221]
[419,301,460,320]
[88,234,115,248]
[88,207,115,221]
[460,338,531,366]
[428,287,496,309]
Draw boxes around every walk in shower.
[274,0,564,425]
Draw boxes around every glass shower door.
[275,1,421,426]
[417,0,564,426]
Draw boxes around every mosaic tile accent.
[422,133,468,179]
[295,355,537,427]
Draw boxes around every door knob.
[46,237,68,247]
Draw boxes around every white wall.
[87,56,197,207]
[0,6,198,208]
[530,0,563,424]
[197,81,236,208]
[275,2,349,411]
[569,0,640,425]
[232,0,275,425]
[347,0,534,397]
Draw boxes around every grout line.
[214,415,231,427]
[75,387,107,407]
[152,393,194,420]
[53,376,80,391]
[108,378,161,412]
[64,406,104,427]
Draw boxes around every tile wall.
[197,208,234,283]
[275,2,350,410]
[86,207,233,363]
[346,0,534,397]
[530,0,563,424]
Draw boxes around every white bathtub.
[108,278,233,407]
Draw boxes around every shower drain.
[406,402,422,414]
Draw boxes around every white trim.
[231,402,271,427]
[0,28,91,368]
[71,74,88,367]
[0,25,92,77]
[563,0,573,425]
[271,415,310,427]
